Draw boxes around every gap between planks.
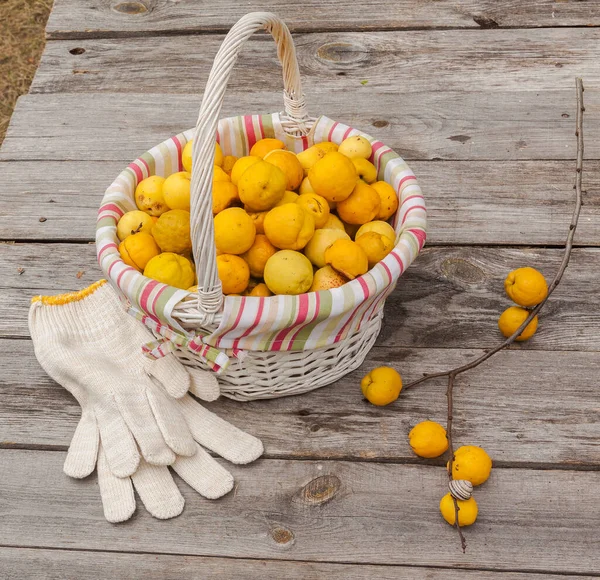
[1,445,600,473]
[0,546,598,579]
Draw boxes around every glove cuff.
[29,280,132,340]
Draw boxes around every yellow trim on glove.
[31,280,108,306]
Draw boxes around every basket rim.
[96,112,426,349]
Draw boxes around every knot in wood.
[270,526,295,547]
[299,474,341,505]
[441,258,486,285]
[111,1,150,15]
[316,42,366,65]
[372,120,389,128]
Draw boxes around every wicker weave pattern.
[175,311,383,401]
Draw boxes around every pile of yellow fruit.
[116,135,400,295]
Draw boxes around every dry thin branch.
[411,79,585,552]
[405,78,584,392]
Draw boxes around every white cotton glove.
[90,395,263,522]
[29,280,239,474]
[29,280,264,522]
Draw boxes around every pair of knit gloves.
[28,280,263,523]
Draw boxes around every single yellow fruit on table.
[504,267,548,307]
[325,239,368,279]
[263,203,315,250]
[151,209,192,254]
[408,420,449,458]
[117,210,156,240]
[119,232,161,271]
[250,138,286,158]
[212,181,240,215]
[231,155,261,185]
[213,165,231,183]
[361,366,402,406]
[182,141,223,173]
[144,252,195,290]
[337,180,381,225]
[264,250,313,295]
[296,192,330,228]
[439,493,478,527]
[241,234,277,278]
[162,171,191,211]
[216,254,250,295]
[264,149,304,191]
[371,181,399,221]
[309,152,357,202]
[304,228,350,268]
[448,445,492,486]
[310,265,349,292]
[246,210,268,235]
[351,158,377,183]
[238,160,287,211]
[498,306,538,341]
[313,141,338,154]
[338,135,372,159]
[319,214,346,232]
[275,190,299,206]
[222,155,238,175]
[214,207,256,255]
[356,231,394,268]
[135,175,167,216]
[356,220,396,244]
[297,145,326,176]
[248,282,272,297]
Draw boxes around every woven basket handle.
[189,12,308,323]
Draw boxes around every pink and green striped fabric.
[96,114,426,353]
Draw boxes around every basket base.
[176,312,383,401]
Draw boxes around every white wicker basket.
[97,12,426,401]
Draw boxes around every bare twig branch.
[415,79,585,552]
[405,78,585,394]
[446,372,467,552]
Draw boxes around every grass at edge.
[0,0,53,146]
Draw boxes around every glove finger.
[97,447,136,523]
[177,395,264,465]
[146,384,196,457]
[114,390,176,466]
[172,442,234,500]
[64,407,99,479]
[187,367,220,402]
[145,354,190,398]
[131,461,185,520]
[95,399,140,478]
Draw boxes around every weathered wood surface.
[1,548,595,580]
[31,29,600,95]
[45,0,600,39]
[1,160,598,245]
[3,450,600,573]
[2,90,598,162]
[2,0,600,574]
[3,338,600,466]
[3,243,600,352]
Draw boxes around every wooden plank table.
[1,1,600,576]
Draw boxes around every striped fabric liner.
[96,113,426,352]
